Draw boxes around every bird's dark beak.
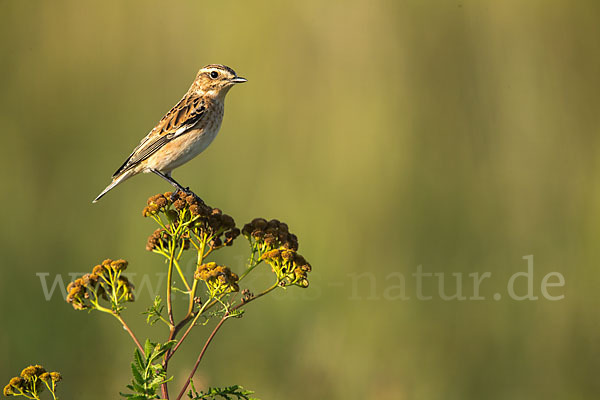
[230,76,247,84]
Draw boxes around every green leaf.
[119,392,149,400]
[134,349,145,371]
[131,362,144,385]
[161,340,177,351]
[142,296,164,325]
[144,339,154,361]
[131,382,146,394]
[122,339,177,399]
[149,340,176,361]
[187,384,259,400]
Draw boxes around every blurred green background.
[1,0,600,398]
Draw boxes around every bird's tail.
[92,170,135,203]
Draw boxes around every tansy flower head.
[146,228,169,251]
[191,208,239,250]
[242,218,299,252]
[142,192,239,250]
[117,276,135,301]
[4,366,61,398]
[143,193,172,217]
[173,199,186,211]
[92,264,104,275]
[20,365,45,381]
[8,377,23,389]
[81,273,99,289]
[66,280,88,310]
[66,259,134,312]
[194,262,239,296]
[261,248,312,288]
[110,259,128,272]
[3,377,24,396]
[146,228,190,252]
[49,372,62,383]
[3,383,14,396]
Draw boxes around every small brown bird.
[93,64,246,203]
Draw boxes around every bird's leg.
[150,169,203,203]
[150,169,187,191]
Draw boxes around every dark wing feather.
[113,95,206,177]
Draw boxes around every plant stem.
[165,297,213,362]
[166,240,176,326]
[238,258,261,282]
[166,236,207,343]
[161,237,208,398]
[174,281,280,400]
[42,381,58,400]
[173,258,191,292]
[113,314,145,356]
[175,314,229,400]
[233,281,280,311]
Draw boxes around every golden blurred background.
[1,0,599,398]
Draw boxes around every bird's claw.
[170,187,205,205]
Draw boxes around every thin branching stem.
[174,281,280,400]
[113,314,145,356]
[172,257,191,292]
[166,239,176,326]
[166,296,213,361]
[238,258,262,282]
[175,314,228,400]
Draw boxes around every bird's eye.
[210,71,219,79]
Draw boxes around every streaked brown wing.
[113,95,206,177]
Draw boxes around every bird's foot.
[170,187,205,205]
[187,189,206,205]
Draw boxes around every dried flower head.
[110,259,128,272]
[49,372,62,383]
[261,248,312,288]
[242,218,299,252]
[142,193,172,217]
[66,259,134,312]
[146,228,190,252]
[194,262,239,296]
[190,206,239,250]
[3,383,13,396]
[3,376,24,396]
[117,276,135,302]
[8,377,23,389]
[173,198,186,211]
[241,288,254,303]
[4,366,61,398]
[142,192,240,251]
[20,365,45,381]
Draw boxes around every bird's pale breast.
[143,104,224,173]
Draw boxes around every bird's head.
[193,64,247,99]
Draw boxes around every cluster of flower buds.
[146,227,190,252]
[66,259,134,311]
[192,206,240,249]
[3,365,61,397]
[241,288,254,303]
[143,192,241,250]
[194,262,240,297]
[242,218,299,254]
[142,192,172,217]
[261,249,311,288]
